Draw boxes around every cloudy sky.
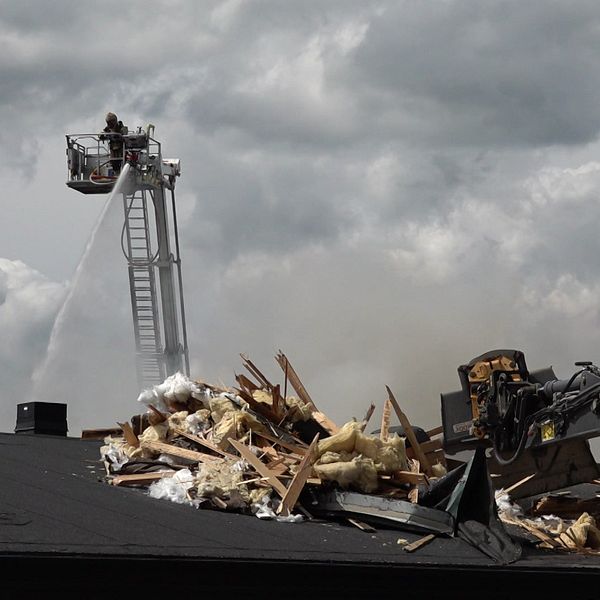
[3,0,600,437]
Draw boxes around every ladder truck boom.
[65,126,189,388]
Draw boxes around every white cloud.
[0,258,66,431]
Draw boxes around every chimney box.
[15,402,68,436]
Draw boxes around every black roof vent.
[15,402,68,436]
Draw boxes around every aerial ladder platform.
[65,126,189,387]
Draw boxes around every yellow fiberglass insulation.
[317,421,361,455]
[195,458,249,509]
[314,456,379,493]
[252,389,273,407]
[209,396,238,423]
[138,421,169,443]
[284,396,312,422]
[355,431,408,474]
[211,410,268,450]
[166,411,189,435]
[312,422,409,492]
[561,513,600,549]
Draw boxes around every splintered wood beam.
[277,433,319,516]
[140,440,219,463]
[360,403,376,431]
[272,384,283,419]
[233,382,281,423]
[172,428,237,460]
[274,351,318,411]
[228,438,288,497]
[111,471,175,486]
[235,373,260,393]
[311,411,339,435]
[117,422,140,448]
[426,425,444,438]
[380,398,391,442]
[240,353,272,389]
[385,386,432,476]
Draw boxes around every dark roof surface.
[2,432,600,596]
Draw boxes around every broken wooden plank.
[111,471,175,486]
[140,440,219,463]
[390,471,426,486]
[235,373,260,393]
[228,438,288,497]
[506,517,563,549]
[272,384,284,420]
[360,403,376,431]
[240,353,273,389]
[504,473,536,495]
[277,433,320,516]
[117,421,140,448]
[274,351,318,411]
[311,411,339,436]
[380,398,391,442]
[234,385,281,423]
[347,518,376,533]
[386,386,432,476]
[212,496,228,510]
[403,533,435,553]
[406,437,444,457]
[171,427,237,460]
[426,425,444,438]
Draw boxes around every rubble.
[89,351,600,563]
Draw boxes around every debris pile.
[497,483,600,555]
[89,351,600,563]
[97,352,448,522]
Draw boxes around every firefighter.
[101,112,128,174]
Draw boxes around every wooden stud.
[277,434,320,516]
[426,425,444,438]
[240,353,272,389]
[311,411,339,436]
[228,438,288,497]
[140,440,219,463]
[274,351,318,411]
[386,386,432,476]
[117,422,140,448]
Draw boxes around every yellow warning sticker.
[541,421,555,442]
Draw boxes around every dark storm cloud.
[4,0,600,434]
[351,1,600,147]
